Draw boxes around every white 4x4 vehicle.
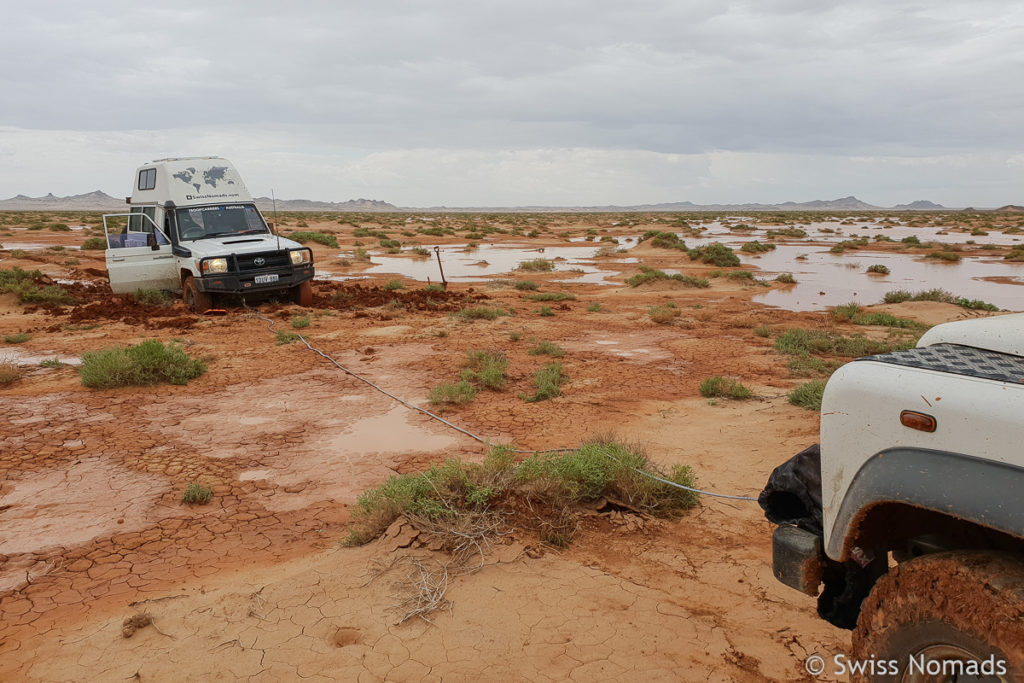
[762,313,1024,680]
[103,157,314,311]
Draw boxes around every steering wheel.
[180,226,204,240]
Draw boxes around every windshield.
[175,204,269,241]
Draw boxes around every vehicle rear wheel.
[183,276,213,313]
[292,280,313,307]
[852,551,1024,682]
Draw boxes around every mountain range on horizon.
[0,190,1009,213]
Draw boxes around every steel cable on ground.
[246,307,758,502]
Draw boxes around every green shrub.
[3,333,31,344]
[789,380,827,411]
[39,358,66,368]
[79,340,207,388]
[460,350,509,390]
[429,380,477,405]
[740,240,775,253]
[926,251,962,262]
[641,231,688,251]
[901,235,921,245]
[517,258,554,272]
[775,273,796,284]
[537,306,554,317]
[774,328,913,357]
[182,482,213,505]
[648,304,680,324]
[289,231,339,248]
[881,289,998,311]
[379,239,401,249]
[754,325,771,337]
[275,330,300,344]
[80,236,108,250]
[521,362,568,402]
[134,288,174,306]
[48,223,71,232]
[523,292,575,301]
[699,375,753,399]
[514,280,539,290]
[688,243,740,267]
[528,341,566,357]
[291,315,311,329]
[625,265,709,288]
[384,279,406,290]
[586,302,603,312]
[866,264,890,274]
[459,306,508,321]
[767,228,807,238]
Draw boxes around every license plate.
[254,274,279,285]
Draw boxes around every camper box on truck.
[102,157,314,311]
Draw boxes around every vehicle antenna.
[272,188,280,250]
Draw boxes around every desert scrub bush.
[3,332,32,344]
[291,315,311,329]
[1005,246,1024,262]
[767,227,807,238]
[429,380,477,405]
[79,340,207,388]
[926,251,962,262]
[80,237,107,250]
[379,239,401,249]
[881,288,998,311]
[698,375,753,399]
[727,270,756,281]
[275,330,300,345]
[626,265,709,288]
[134,288,174,306]
[384,279,406,290]
[39,358,66,368]
[901,235,922,246]
[48,223,71,231]
[182,482,213,505]
[640,231,688,251]
[523,292,575,301]
[866,264,890,274]
[460,350,509,390]
[411,247,431,257]
[774,328,913,357]
[536,306,554,317]
[740,240,775,253]
[774,273,796,284]
[0,358,22,385]
[517,258,554,272]
[688,243,740,267]
[648,304,680,324]
[289,231,339,248]
[514,280,539,291]
[458,306,508,321]
[521,362,568,402]
[789,380,827,411]
[586,302,603,312]
[423,283,445,292]
[753,324,771,337]
[528,341,566,357]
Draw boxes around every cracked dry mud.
[1,215,1006,681]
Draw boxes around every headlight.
[290,249,311,265]
[202,258,228,274]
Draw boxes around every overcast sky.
[1,1,1022,207]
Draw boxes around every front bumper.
[772,525,825,596]
[197,264,314,294]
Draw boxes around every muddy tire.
[292,280,313,307]
[852,551,1024,682]
[183,276,213,314]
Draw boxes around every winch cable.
[245,305,758,502]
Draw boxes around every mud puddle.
[748,246,1024,311]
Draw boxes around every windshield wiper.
[197,231,237,240]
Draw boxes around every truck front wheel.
[852,551,1024,682]
[292,281,313,307]
[183,276,213,314]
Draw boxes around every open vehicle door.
[103,212,179,293]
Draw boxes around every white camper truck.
[103,157,314,311]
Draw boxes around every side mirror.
[268,221,276,234]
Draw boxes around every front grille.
[234,250,290,271]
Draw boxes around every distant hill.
[0,192,968,213]
[253,197,397,212]
[0,191,123,211]
[994,205,1024,212]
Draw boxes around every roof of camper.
[131,157,253,206]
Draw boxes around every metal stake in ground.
[433,246,448,290]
